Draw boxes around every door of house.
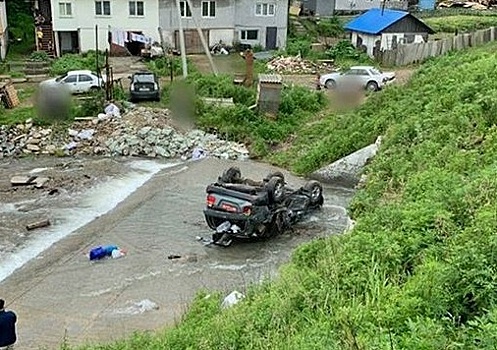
[265,27,277,50]
[175,30,209,54]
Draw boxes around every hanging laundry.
[129,32,149,44]
[110,28,127,47]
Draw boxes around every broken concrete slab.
[10,175,37,186]
[310,136,382,187]
[34,177,50,188]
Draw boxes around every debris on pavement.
[112,299,159,315]
[88,245,127,261]
[10,175,37,186]
[221,290,245,309]
[26,219,51,231]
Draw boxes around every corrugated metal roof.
[258,74,282,84]
[345,8,409,35]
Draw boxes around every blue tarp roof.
[345,8,409,35]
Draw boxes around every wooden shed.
[257,74,283,116]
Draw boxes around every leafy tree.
[6,0,34,45]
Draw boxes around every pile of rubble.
[266,56,334,74]
[0,107,249,161]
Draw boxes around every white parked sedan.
[40,70,105,94]
[319,66,396,92]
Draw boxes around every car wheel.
[266,177,285,204]
[303,180,323,207]
[219,167,242,184]
[325,79,336,89]
[90,86,99,92]
[264,171,285,183]
[366,81,379,92]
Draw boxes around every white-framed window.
[255,3,275,16]
[179,1,192,18]
[59,1,72,16]
[95,1,111,16]
[241,30,258,40]
[202,1,216,17]
[129,1,144,16]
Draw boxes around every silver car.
[40,70,105,94]
[319,66,396,92]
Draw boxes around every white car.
[319,66,396,92]
[40,70,105,94]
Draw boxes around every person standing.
[0,299,17,350]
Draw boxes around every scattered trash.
[88,245,127,261]
[221,290,245,309]
[104,103,120,118]
[77,129,95,141]
[64,141,78,151]
[191,147,207,160]
[167,254,182,260]
[26,219,51,231]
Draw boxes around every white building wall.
[51,0,160,52]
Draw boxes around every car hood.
[40,78,59,86]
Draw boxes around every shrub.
[50,51,105,76]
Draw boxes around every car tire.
[219,167,242,184]
[266,177,284,204]
[325,79,336,89]
[366,81,379,92]
[264,171,285,183]
[303,180,323,207]
[90,86,99,92]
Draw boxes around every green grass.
[424,15,497,33]
[64,33,497,350]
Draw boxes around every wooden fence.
[377,27,497,66]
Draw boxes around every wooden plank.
[26,219,51,231]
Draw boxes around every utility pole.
[185,0,218,75]
[175,0,188,78]
[95,25,99,76]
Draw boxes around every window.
[78,75,93,82]
[241,30,258,40]
[63,75,77,83]
[95,1,111,16]
[255,3,275,16]
[202,1,216,17]
[179,1,191,18]
[59,1,72,16]
[129,1,144,16]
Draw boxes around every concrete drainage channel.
[0,136,380,349]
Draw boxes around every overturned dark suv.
[203,167,324,246]
[129,71,160,102]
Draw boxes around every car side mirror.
[128,75,132,80]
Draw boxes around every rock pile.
[266,56,335,74]
[0,107,250,161]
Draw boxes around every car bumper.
[130,91,160,100]
[203,208,266,237]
